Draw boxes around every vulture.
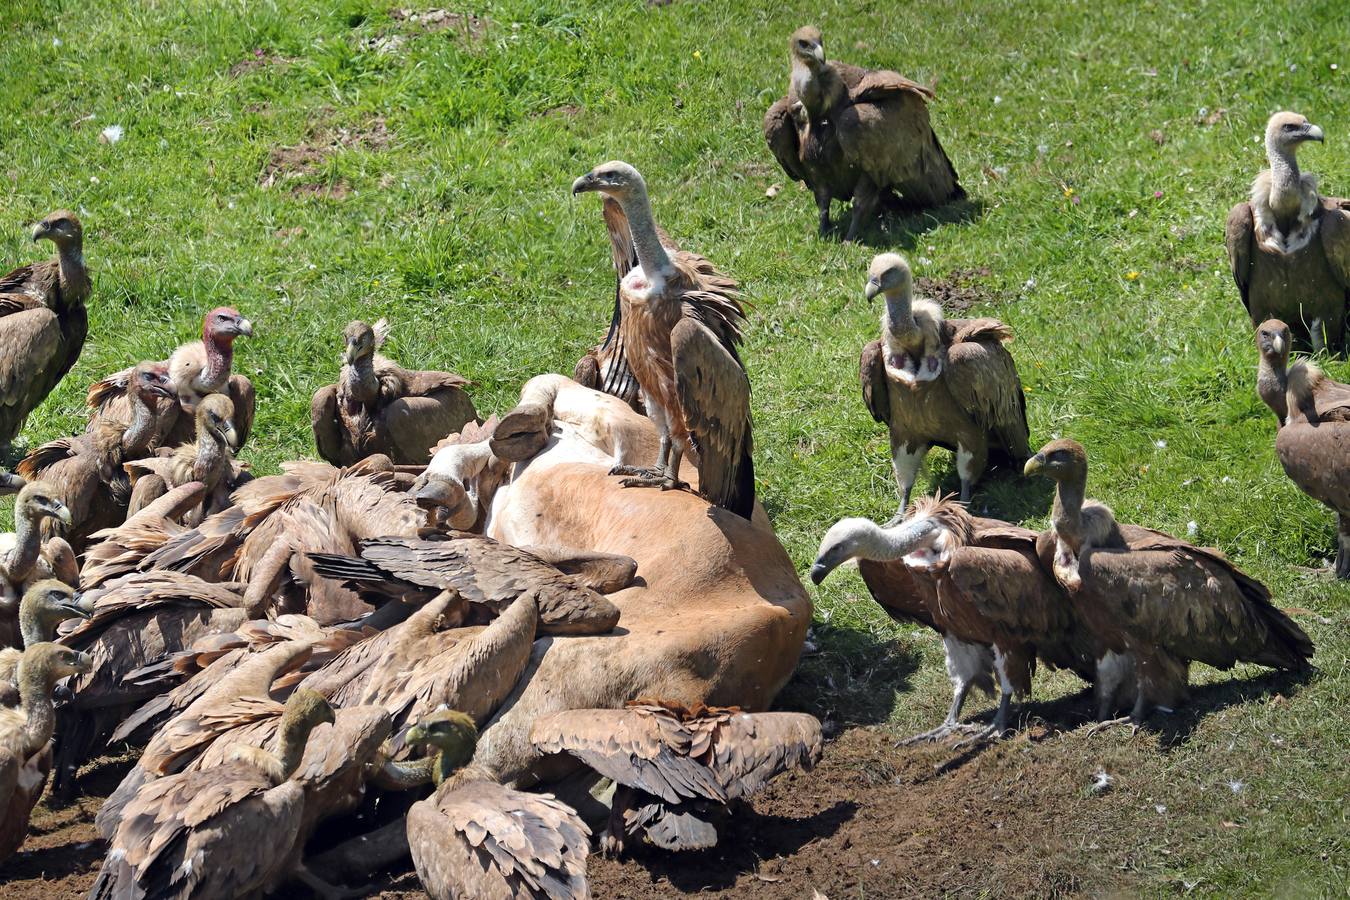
[407,712,591,900]
[125,392,244,526]
[89,689,336,900]
[763,27,963,240]
[811,497,1098,742]
[1226,111,1350,352]
[311,318,478,466]
[571,161,756,518]
[860,253,1029,515]
[78,481,209,590]
[1025,439,1314,725]
[1,481,73,626]
[87,306,256,449]
[531,699,821,853]
[0,211,91,450]
[16,361,175,553]
[0,581,89,706]
[1263,355,1350,578]
[0,642,92,862]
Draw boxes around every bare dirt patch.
[390,8,489,40]
[915,267,1009,313]
[259,118,391,192]
[228,48,291,78]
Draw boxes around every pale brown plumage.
[0,643,91,862]
[87,306,256,450]
[572,161,755,518]
[1226,112,1350,352]
[860,254,1029,514]
[0,211,91,449]
[1025,439,1314,724]
[811,497,1097,741]
[311,318,478,466]
[17,362,174,554]
[764,27,963,240]
[1,481,75,643]
[0,581,89,707]
[533,699,820,853]
[78,481,209,589]
[125,393,245,527]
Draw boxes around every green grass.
[1,0,1347,895]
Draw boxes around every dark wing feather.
[859,339,890,424]
[764,96,808,184]
[942,323,1031,459]
[0,306,63,437]
[1225,202,1256,313]
[672,316,755,518]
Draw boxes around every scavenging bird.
[1226,111,1350,353]
[860,253,1029,516]
[0,211,91,450]
[571,161,756,519]
[1025,439,1314,727]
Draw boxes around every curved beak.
[236,318,254,338]
[30,222,49,242]
[812,44,825,64]
[222,422,240,450]
[59,596,91,619]
[0,473,23,495]
[53,501,73,528]
[1271,334,1286,358]
[864,278,881,301]
[1023,454,1046,477]
[808,559,835,585]
[73,651,93,674]
[343,341,362,366]
[149,381,176,401]
[405,724,427,745]
[1305,123,1325,143]
[571,172,599,195]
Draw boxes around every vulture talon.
[609,464,663,479]
[895,721,982,746]
[619,474,668,490]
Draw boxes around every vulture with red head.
[0,211,91,449]
[571,161,755,518]
[764,26,963,240]
[87,306,256,449]
[860,253,1029,518]
[1025,439,1314,726]
[311,318,478,466]
[1226,111,1350,353]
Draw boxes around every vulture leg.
[844,176,881,243]
[953,647,1026,747]
[955,441,987,505]
[813,184,834,237]
[898,636,991,745]
[890,439,929,520]
[611,434,671,483]
[1310,320,1327,355]
[1337,515,1350,580]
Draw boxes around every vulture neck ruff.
[123,382,161,452]
[1256,343,1289,423]
[613,188,673,301]
[340,351,381,410]
[1254,142,1319,253]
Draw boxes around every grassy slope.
[0,0,1346,894]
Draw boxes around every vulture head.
[343,320,377,366]
[406,709,479,786]
[284,687,337,733]
[413,474,476,531]
[0,470,23,496]
[789,26,826,68]
[195,393,238,450]
[203,306,254,345]
[865,253,912,302]
[19,642,93,706]
[30,210,82,250]
[571,160,647,203]
[1255,319,1290,368]
[20,580,89,638]
[129,361,175,404]
[1023,439,1089,488]
[810,498,971,584]
[15,481,72,529]
[1265,111,1324,158]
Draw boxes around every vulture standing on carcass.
[0,581,89,706]
[763,27,963,240]
[405,710,593,900]
[571,161,756,518]
[1226,111,1350,352]
[0,211,91,450]
[311,318,478,466]
[16,362,175,553]
[532,700,821,853]
[1024,439,1314,726]
[89,689,338,900]
[87,306,256,449]
[0,642,92,862]
[1256,344,1350,577]
[810,497,1099,742]
[1,481,74,635]
[124,392,245,526]
[860,253,1029,516]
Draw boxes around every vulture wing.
[594,196,642,400]
[859,339,890,424]
[764,96,808,184]
[842,65,936,104]
[408,779,591,900]
[310,383,345,464]
[227,374,256,450]
[672,315,755,518]
[0,305,63,437]
[1225,202,1256,313]
[857,558,940,631]
[0,261,49,296]
[942,323,1030,459]
[1276,421,1350,523]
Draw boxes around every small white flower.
[1332,63,1340,71]
[1024,277,1037,290]
[308,263,317,270]
[1228,779,1244,793]
[917,256,933,266]
[1289,64,1297,72]
[1051,431,1060,440]
[1154,439,1167,449]
[227,201,236,210]
[100,125,123,144]
[1186,521,1198,536]
[870,859,880,867]
[1036,143,1048,155]
[52,37,62,47]
[1221,476,1231,484]
[993,95,1002,104]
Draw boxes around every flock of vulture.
[0,22,1341,900]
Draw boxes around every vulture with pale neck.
[87,306,256,449]
[311,318,478,466]
[125,392,244,526]
[1025,439,1314,726]
[763,26,964,240]
[1263,356,1350,577]
[1,482,74,634]
[0,581,88,706]
[811,498,1099,742]
[0,211,91,450]
[860,253,1030,515]
[571,161,755,518]
[1226,111,1350,352]
[16,362,175,554]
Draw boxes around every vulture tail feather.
[1252,603,1315,672]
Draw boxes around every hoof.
[490,404,550,461]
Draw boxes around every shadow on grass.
[862,197,987,250]
[621,800,858,893]
[0,834,106,884]
[775,621,923,728]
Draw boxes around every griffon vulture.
[571,161,755,518]
[311,318,477,466]
[1,482,73,628]
[764,27,963,240]
[0,581,89,706]
[1226,111,1350,352]
[0,211,90,449]
[532,699,821,853]
[1025,439,1314,726]
[125,393,244,526]
[860,253,1029,516]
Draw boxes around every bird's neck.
[1266,143,1304,216]
[122,389,159,452]
[18,605,51,648]
[1051,479,1086,548]
[5,510,42,581]
[17,667,56,757]
[1257,354,1288,419]
[194,430,226,483]
[202,330,233,388]
[270,713,316,781]
[341,354,380,407]
[54,243,88,306]
[620,190,673,284]
[882,289,916,337]
[850,521,911,562]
